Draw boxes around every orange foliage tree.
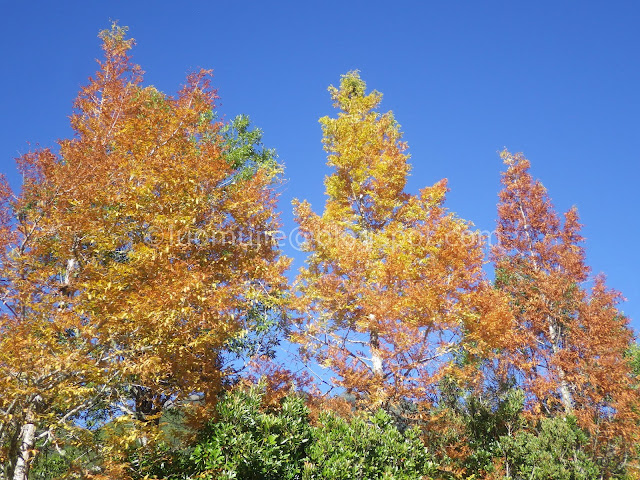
[492,150,638,472]
[293,71,510,411]
[0,25,289,479]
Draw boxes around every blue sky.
[1,0,638,333]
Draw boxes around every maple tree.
[491,150,638,473]
[0,24,288,480]
[292,71,511,411]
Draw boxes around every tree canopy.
[0,24,288,480]
[0,26,637,480]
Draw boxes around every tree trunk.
[370,329,383,377]
[368,314,383,378]
[548,319,574,413]
[12,409,36,480]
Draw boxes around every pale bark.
[548,319,574,413]
[368,314,383,377]
[63,257,78,287]
[12,409,36,480]
[368,327,386,408]
[370,330,383,377]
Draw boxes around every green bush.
[303,409,436,480]
[146,386,437,479]
[501,416,600,480]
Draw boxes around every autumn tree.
[492,150,638,474]
[0,24,289,480]
[292,71,511,412]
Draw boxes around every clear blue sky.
[1,1,638,333]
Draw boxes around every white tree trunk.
[12,411,36,480]
[548,319,574,413]
[368,314,383,377]
[371,335,383,377]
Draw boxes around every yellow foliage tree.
[0,25,289,479]
[293,71,511,411]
